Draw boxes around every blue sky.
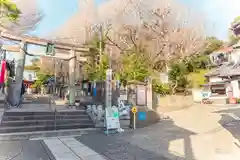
[18,0,238,64]
[35,0,107,36]
[34,0,78,36]
[180,0,240,40]
[33,0,240,40]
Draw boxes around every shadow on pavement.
[213,108,240,146]
[76,118,197,160]
[0,140,52,160]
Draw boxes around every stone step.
[4,111,54,117]
[0,123,94,133]
[1,118,92,127]
[0,125,55,133]
[0,109,94,133]
[56,110,85,115]
[0,119,55,127]
[56,114,89,119]
[2,115,54,121]
[55,123,94,130]
[2,112,90,121]
[55,119,93,125]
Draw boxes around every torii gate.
[0,25,91,106]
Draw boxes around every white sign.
[137,85,146,105]
[104,106,120,130]
[105,69,112,108]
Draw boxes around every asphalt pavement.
[0,140,53,160]
[0,124,173,160]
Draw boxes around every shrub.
[168,62,190,93]
[153,83,170,95]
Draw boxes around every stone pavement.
[75,104,240,160]
[1,96,240,160]
[0,137,107,160]
[162,104,240,160]
[43,137,106,160]
[2,104,240,160]
[0,140,52,160]
[76,130,172,160]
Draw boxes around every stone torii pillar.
[16,41,27,83]
[68,50,76,106]
[6,41,26,106]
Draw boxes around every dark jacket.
[21,82,25,96]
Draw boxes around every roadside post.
[131,106,137,129]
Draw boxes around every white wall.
[23,70,37,81]
[231,80,240,98]
[230,49,240,63]
[209,77,222,83]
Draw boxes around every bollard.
[86,105,91,114]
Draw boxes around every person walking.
[19,81,26,105]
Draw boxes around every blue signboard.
[93,81,97,97]
[93,88,97,97]
[138,112,146,121]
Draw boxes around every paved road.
[0,129,172,160]
[76,130,172,160]
[0,140,52,160]
[163,104,240,160]
[2,103,240,160]
[0,137,107,160]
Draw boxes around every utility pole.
[99,25,103,64]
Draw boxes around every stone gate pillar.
[68,50,76,106]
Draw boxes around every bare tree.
[91,0,205,73]
[1,0,43,34]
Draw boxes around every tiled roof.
[206,61,240,77]
[212,47,233,54]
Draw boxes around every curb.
[0,128,98,141]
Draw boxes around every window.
[211,84,226,95]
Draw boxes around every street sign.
[131,106,137,114]
[104,106,120,134]
[105,69,112,108]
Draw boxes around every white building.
[23,70,37,82]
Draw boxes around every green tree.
[184,54,211,72]
[202,36,224,55]
[229,16,240,45]
[0,0,21,21]
[24,58,40,71]
[168,62,189,94]
[118,52,150,82]
[32,72,52,89]
[229,36,240,46]
[82,33,109,81]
